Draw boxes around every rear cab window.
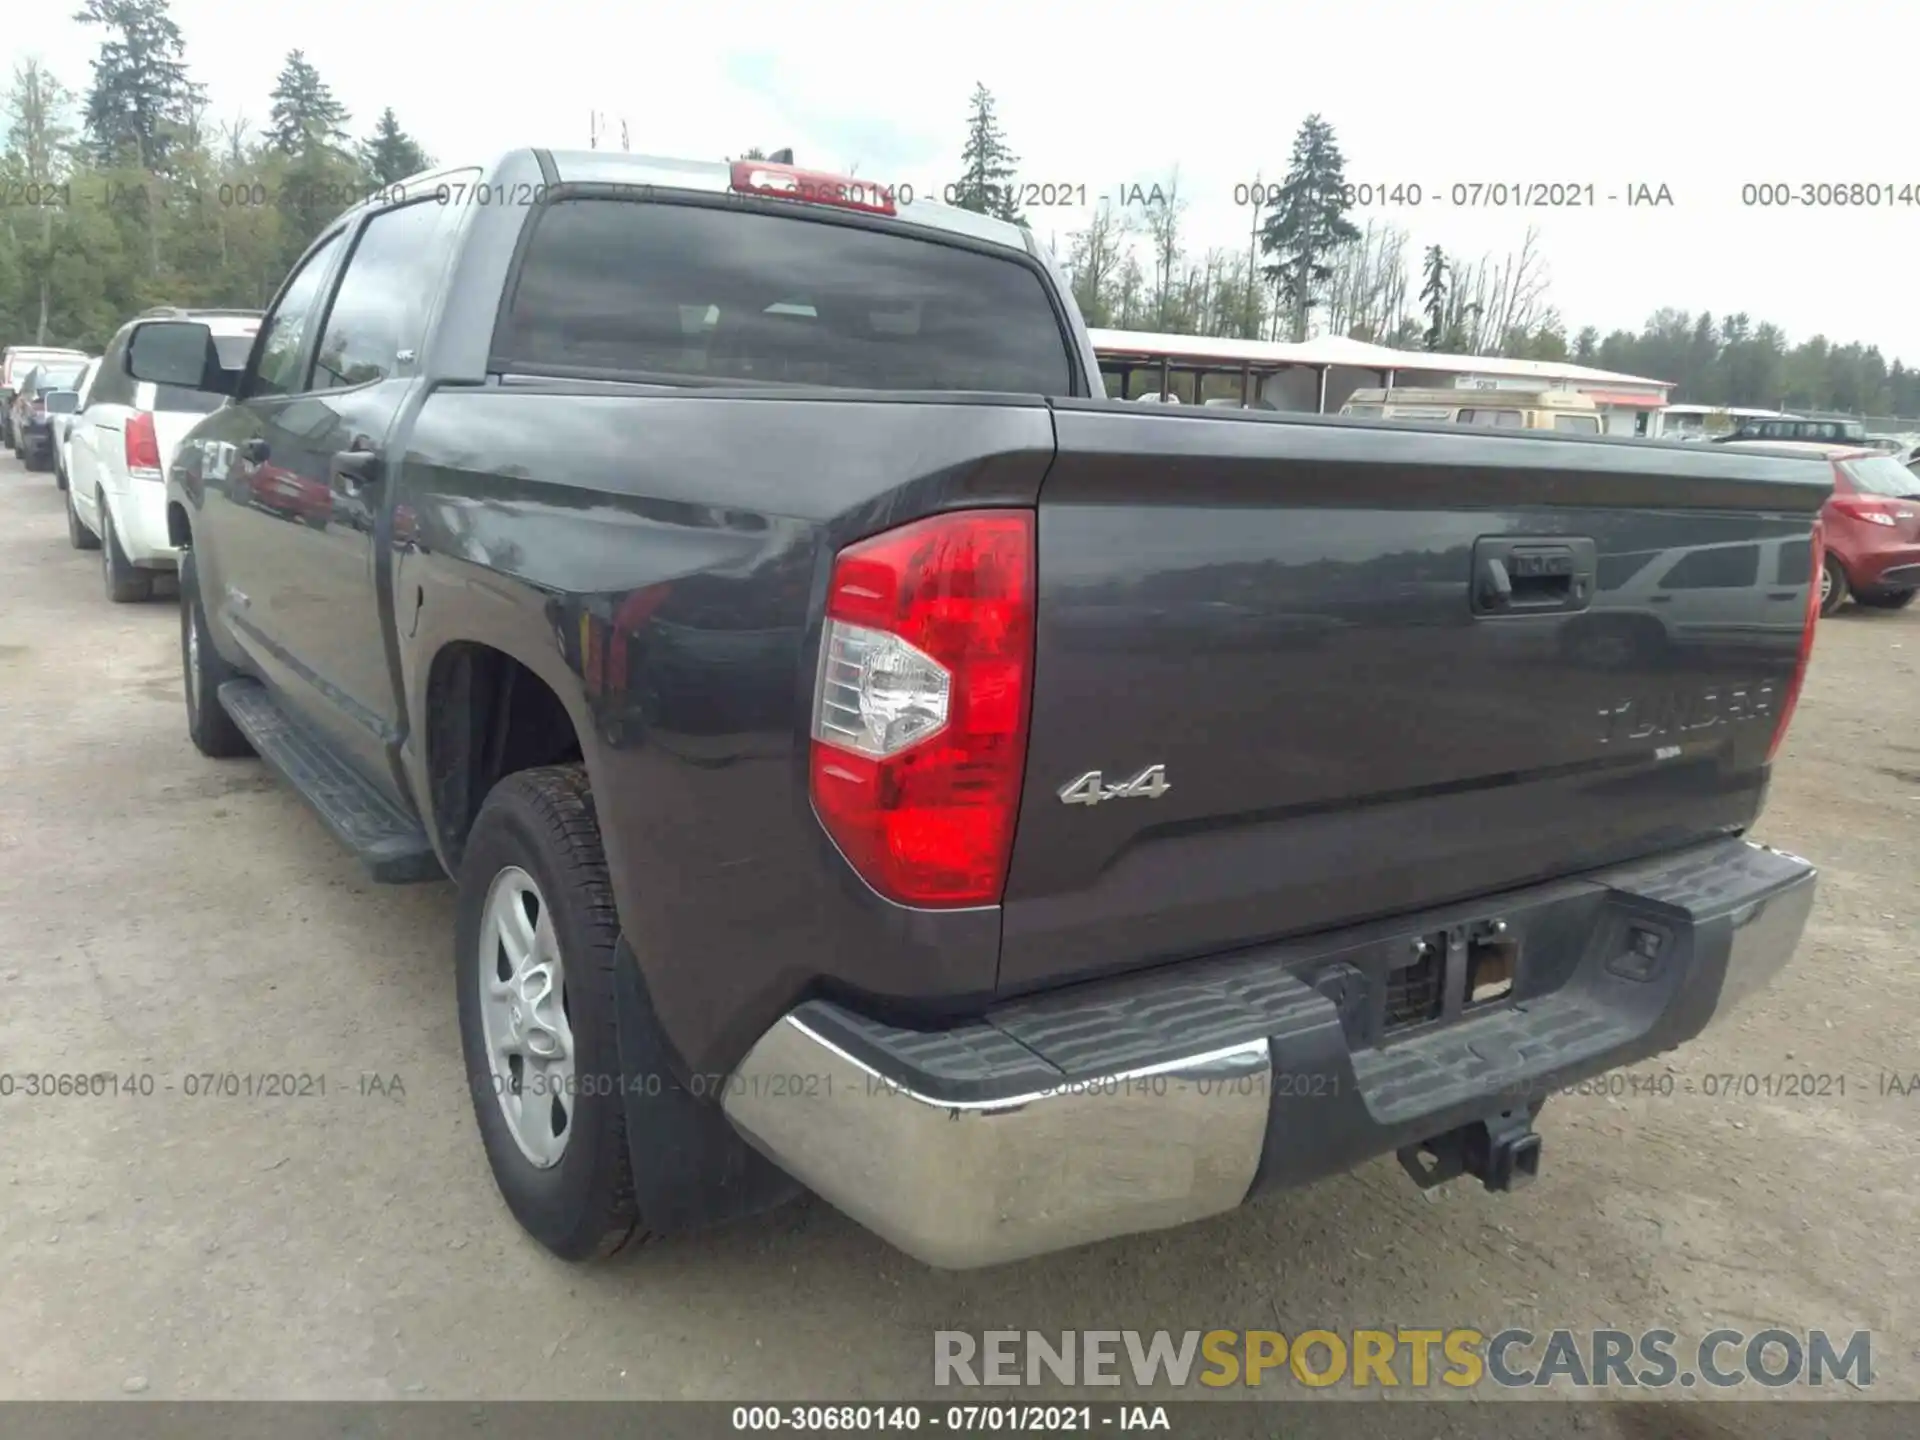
[492,198,1076,394]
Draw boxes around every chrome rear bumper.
[721,839,1816,1269]
[723,1021,1270,1269]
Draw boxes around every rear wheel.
[1855,588,1918,610]
[1820,555,1849,617]
[100,495,154,603]
[180,548,252,758]
[456,767,642,1262]
[66,486,100,550]
[22,444,49,473]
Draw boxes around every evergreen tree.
[953,83,1020,224]
[267,50,349,157]
[1418,244,1447,351]
[73,0,205,173]
[360,107,431,185]
[1257,114,1359,341]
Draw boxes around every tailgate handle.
[1472,537,1596,616]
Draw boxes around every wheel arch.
[419,637,596,874]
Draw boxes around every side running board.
[217,678,443,883]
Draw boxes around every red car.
[241,461,334,529]
[1724,442,1920,615]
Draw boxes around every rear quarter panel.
[394,387,1056,1076]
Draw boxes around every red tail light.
[729,160,899,216]
[809,510,1035,907]
[1767,519,1823,764]
[125,410,162,481]
[1830,496,1901,527]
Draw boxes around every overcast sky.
[30,0,1915,367]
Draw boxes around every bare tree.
[1142,168,1186,331]
[4,60,79,342]
[5,58,76,183]
[1063,199,1132,329]
[1476,226,1551,353]
[1324,221,1413,341]
[217,111,251,168]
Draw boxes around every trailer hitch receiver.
[1397,1107,1542,1194]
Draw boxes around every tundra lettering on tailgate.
[1596,682,1778,746]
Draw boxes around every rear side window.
[1457,408,1524,427]
[1840,456,1920,497]
[88,334,137,408]
[1659,544,1760,590]
[1343,404,1383,418]
[1597,552,1659,591]
[494,199,1076,394]
[1553,414,1600,433]
[311,199,454,392]
[1774,539,1812,585]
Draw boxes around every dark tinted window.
[249,230,347,398]
[312,200,452,392]
[1598,552,1660,591]
[156,335,255,413]
[1659,544,1759,590]
[89,333,136,407]
[1774,539,1812,585]
[495,199,1075,393]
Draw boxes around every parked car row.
[5,311,263,601]
[1,346,91,471]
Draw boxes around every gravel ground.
[0,450,1914,1414]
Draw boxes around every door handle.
[1471,537,1596,616]
[241,438,270,464]
[331,445,382,494]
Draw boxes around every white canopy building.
[1090,329,1675,437]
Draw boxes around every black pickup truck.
[127,150,1827,1270]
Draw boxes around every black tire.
[456,767,643,1262]
[179,548,253,758]
[1820,555,1849,617]
[66,486,100,550]
[1855,588,1918,610]
[99,495,155,603]
[22,445,50,473]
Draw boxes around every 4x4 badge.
[1058,765,1171,807]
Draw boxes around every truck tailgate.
[999,403,1830,992]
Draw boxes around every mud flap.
[613,939,803,1235]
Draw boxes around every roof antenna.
[768,148,794,164]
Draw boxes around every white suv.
[65,309,262,601]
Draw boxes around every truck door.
[248,196,464,797]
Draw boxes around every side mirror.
[45,391,79,414]
[127,320,239,395]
